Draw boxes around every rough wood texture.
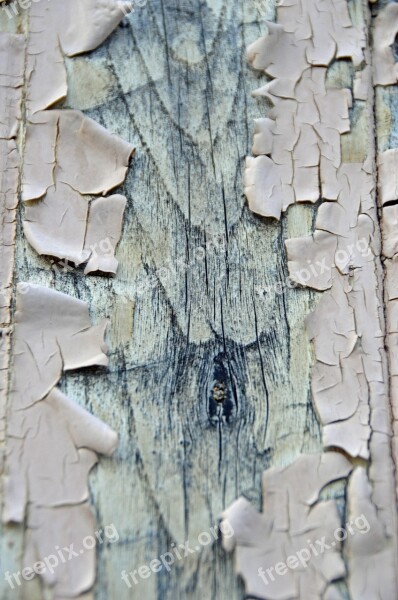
[1,1,388,598]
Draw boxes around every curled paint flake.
[84,195,127,275]
[27,0,131,114]
[21,111,133,274]
[378,149,398,205]
[22,110,134,200]
[23,183,91,266]
[382,206,398,259]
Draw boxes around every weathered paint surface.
[222,1,398,599]
[1,0,397,599]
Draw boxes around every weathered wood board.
[2,0,396,598]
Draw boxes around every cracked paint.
[373,0,398,568]
[244,0,364,219]
[3,283,118,599]
[221,453,352,600]
[346,467,397,599]
[21,110,133,274]
[22,110,134,201]
[222,0,398,597]
[21,0,135,273]
[0,35,25,519]
[26,0,131,115]
[0,34,24,325]
[0,5,133,597]
[372,3,398,87]
[289,164,380,460]
[378,153,398,511]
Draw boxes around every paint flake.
[22,110,133,274]
[27,0,130,114]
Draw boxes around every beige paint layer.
[289,164,378,460]
[84,195,127,274]
[222,0,398,597]
[0,5,134,599]
[379,151,398,507]
[378,149,398,205]
[27,0,131,115]
[21,110,133,274]
[372,0,398,563]
[22,110,134,200]
[22,0,135,274]
[3,284,118,598]
[373,3,398,87]
[244,0,364,219]
[221,453,352,600]
[346,467,397,599]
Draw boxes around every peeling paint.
[22,110,134,200]
[378,149,398,205]
[21,110,133,274]
[374,0,398,557]
[0,34,24,324]
[223,0,398,597]
[373,3,398,87]
[3,284,118,598]
[346,467,397,599]
[378,150,398,512]
[26,0,130,115]
[289,164,380,460]
[0,5,133,597]
[0,35,24,531]
[244,0,364,219]
[22,0,135,273]
[221,453,352,600]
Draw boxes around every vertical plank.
[0,0,372,598]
